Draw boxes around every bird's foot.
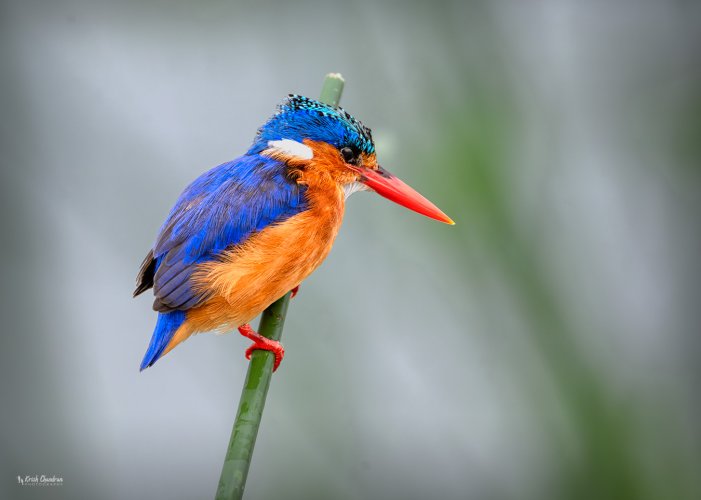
[290,285,300,299]
[238,324,285,372]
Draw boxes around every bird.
[134,94,453,372]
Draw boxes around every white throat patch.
[343,181,368,199]
[266,139,313,160]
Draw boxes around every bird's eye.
[340,147,356,164]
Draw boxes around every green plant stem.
[319,73,345,107]
[215,295,290,500]
[215,72,345,500]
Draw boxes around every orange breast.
[187,173,345,333]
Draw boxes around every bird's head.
[249,95,454,225]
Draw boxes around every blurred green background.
[2,1,700,499]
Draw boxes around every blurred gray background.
[2,1,700,499]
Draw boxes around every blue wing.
[134,154,307,312]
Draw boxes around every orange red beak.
[352,165,455,225]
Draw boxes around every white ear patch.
[343,181,368,199]
[266,139,313,160]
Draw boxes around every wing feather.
[134,155,307,312]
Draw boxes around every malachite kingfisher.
[134,95,454,371]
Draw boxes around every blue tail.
[140,310,186,371]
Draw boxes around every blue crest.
[248,95,375,155]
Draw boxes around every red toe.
[238,324,285,372]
